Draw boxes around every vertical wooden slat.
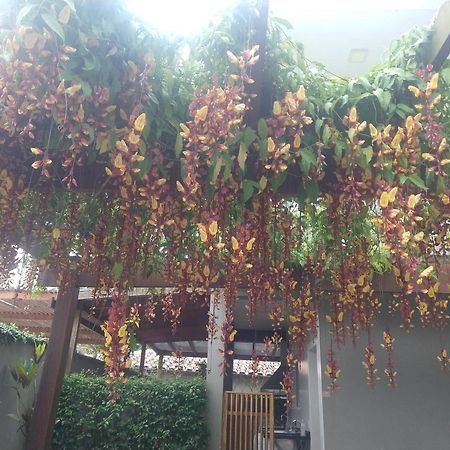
[270,394,274,450]
[222,392,229,450]
[222,392,274,450]
[233,393,239,450]
[238,392,243,450]
[244,394,248,450]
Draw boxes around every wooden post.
[139,342,147,375]
[429,1,450,70]
[157,354,164,377]
[28,280,80,450]
[65,306,81,374]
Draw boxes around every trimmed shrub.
[52,373,208,450]
[0,322,47,345]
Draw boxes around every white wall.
[319,311,450,450]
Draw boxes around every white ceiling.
[271,0,445,77]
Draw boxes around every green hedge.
[52,373,208,450]
[0,322,47,345]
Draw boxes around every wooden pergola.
[13,1,450,449]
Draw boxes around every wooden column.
[429,1,450,70]
[139,342,147,375]
[28,281,80,450]
[65,306,81,373]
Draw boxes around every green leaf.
[80,80,92,96]
[16,5,35,26]
[112,262,124,280]
[41,13,65,41]
[174,133,183,158]
[259,139,268,161]
[243,127,257,147]
[304,179,319,202]
[269,171,287,192]
[212,157,223,183]
[407,174,427,190]
[63,0,76,11]
[441,67,450,85]
[257,118,268,139]
[356,146,373,169]
[300,147,316,174]
[242,180,258,203]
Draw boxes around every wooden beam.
[429,1,450,70]
[28,281,80,450]
[138,325,208,343]
[188,340,198,356]
[168,341,177,353]
[39,264,450,293]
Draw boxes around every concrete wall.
[0,340,43,450]
[0,341,104,450]
[319,312,450,450]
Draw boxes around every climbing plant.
[0,0,449,399]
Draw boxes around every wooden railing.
[222,391,274,450]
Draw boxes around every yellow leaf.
[52,228,61,240]
[413,232,424,242]
[128,132,140,145]
[357,275,365,286]
[369,355,375,365]
[229,329,237,342]
[273,101,282,116]
[198,224,208,243]
[293,134,301,148]
[296,85,305,102]
[246,237,256,251]
[380,191,389,208]
[209,220,218,236]
[349,106,357,123]
[407,194,419,209]
[429,73,439,90]
[195,105,208,122]
[176,180,185,193]
[114,153,124,169]
[23,31,39,49]
[369,123,378,140]
[58,5,71,24]
[267,137,276,153]
[65,84,81,96]
[440,159,450,166]
[259,176,267,190]
[203,265,210,277]
[231,236,239,251]
[134,113,146,132]
[337,311,344,322]
[30,147,43,155]
[388,187,398,203]
[408,85,421,97]
[418,265,434,279]
[238,142,247,171]
[118,324,127,338]
[325,315,332,323]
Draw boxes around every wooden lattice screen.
[222,391,274,450]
